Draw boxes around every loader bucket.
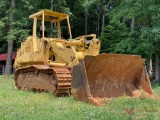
[72,54,154,105]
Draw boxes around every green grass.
[1,76,160,120]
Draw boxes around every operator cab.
[29,9,72,39]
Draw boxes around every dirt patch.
[132,90,158,99]
[86,90,158,106]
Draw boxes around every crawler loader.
[14,10,154,104]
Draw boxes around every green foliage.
[0,0,111,52]
[100,22,130,53]
[0,42,7,54]
[0,0,72,53]
[0,0,160,76]
[100,0,160,61]
[0,0,159,56]
[0,21,4,28]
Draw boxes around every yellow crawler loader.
[14,10,154,104]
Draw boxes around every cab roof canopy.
[29,9,69,23]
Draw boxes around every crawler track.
[14,65,72,96]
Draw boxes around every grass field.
[0,76,160,120]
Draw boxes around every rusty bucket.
[72,54,154,105]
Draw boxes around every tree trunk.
[101,0,110,34]
[145,15,153,81]
[101,9,105,34]
[155,44,160,82]
[85,7,88,35]
[40,1,43,8]
[72,0,75,36]
[155,53,160,82]
[5,0,15,76]
[147,55,153,81]
[97,8,100,37]
[51,0,54,10]
[50,0,54,36]
[90,12,92,33]
[131,16,135,32]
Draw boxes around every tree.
[5,0,16,75]
[1,0,159,80]
[100,0,160,81]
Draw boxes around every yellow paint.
[14,10,100,69]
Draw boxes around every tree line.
[0,0,160,82]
